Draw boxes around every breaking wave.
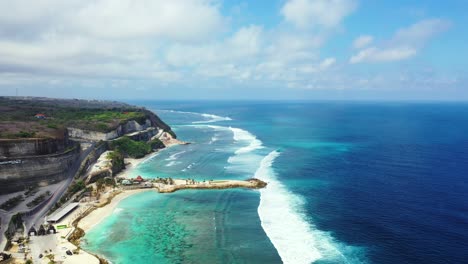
[229,127,263,154]
[256,151,357,264]
[192,113,232,124]
[165,150,186,161]
[159,109,231,124]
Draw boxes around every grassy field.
[0,97,148,139]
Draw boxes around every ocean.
[82,101,468,264]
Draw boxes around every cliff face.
[0,146,80,194]
[68,118,159,141]
[0,97,177,194]
[0,138,68,158]
[143,109,177,138]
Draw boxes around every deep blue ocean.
[82,101,468,264]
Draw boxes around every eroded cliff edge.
[0,96,175,194]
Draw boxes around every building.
[34,113,46,119]
[46,203,79,223]
[122,179,132,185]
[135,175,144,182]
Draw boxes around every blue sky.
[0,0,466,100]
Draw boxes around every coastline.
[69,139,184,263]
[69,130,267,263]
[78,189,152,233]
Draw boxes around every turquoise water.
[82,109,283,263]
[83,189,279,263]
[83,101,468,264]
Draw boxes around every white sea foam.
[229,127,263,154]
[192,113,232,124]
[113,208,124,214]
[139,152,160,165]
[159,109,231,124]
[256,151,352,264]
[182,162,196,172]
[209,135,219,144]
[165,161,178,167]
[165,150,186,161]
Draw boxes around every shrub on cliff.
[149,138,165,150]
[110,136,151,158]
[69,180,86,194]
[107,150,126,174]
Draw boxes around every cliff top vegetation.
[0,97,150,139]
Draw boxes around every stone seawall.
[0,147,80,194]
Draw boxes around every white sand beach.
[78,189,152,233]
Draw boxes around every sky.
[0,0,467,101]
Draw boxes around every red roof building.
[35,113,46,119]
[135,175,144,182]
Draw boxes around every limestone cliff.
[0,97,176,194]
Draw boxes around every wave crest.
[158,109,231,124]
[256,151,355,264]
[229,127,263,154]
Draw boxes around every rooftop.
[47,202,79,223]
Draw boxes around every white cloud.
[350,47,417,63]
[281,0,357,28]
[320,57,336,69]
[0,0,225,41]
[392,18,451,45]
[353,35,373,49]
[1,0,457,98]
[350,18,451,64]
[73,0,225,41]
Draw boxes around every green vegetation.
[0,131,38,139]
[47,123,58,129]
[107,150,125,173]
[24,185,39,197]
[14,131,36,138]
[69,180,86,194]
[166,129,177,139]
[96,177,116,192]
[0,97,151,138]
[149,138,165,149]
[0,195,24,211]
[26,191,51,208]
[110,136,152,158]
[49,109,147,132]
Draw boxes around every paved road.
[0,142,96,250]
[25,142,96,232]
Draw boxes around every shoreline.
[71,137,267,264]
[69,140,184,263]
[78,189,153,233]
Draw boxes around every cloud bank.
[0,0,460,99]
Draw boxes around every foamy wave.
[140,152,160,165]
[209,135,219,144]
[113,208,124,214]
[182,162,196,172]
[256,151,352,264]
[192,113,232,124]
[229,127,263,154]
[165,161,178,167]
[165,150,186,161]
[159,109,231,124]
